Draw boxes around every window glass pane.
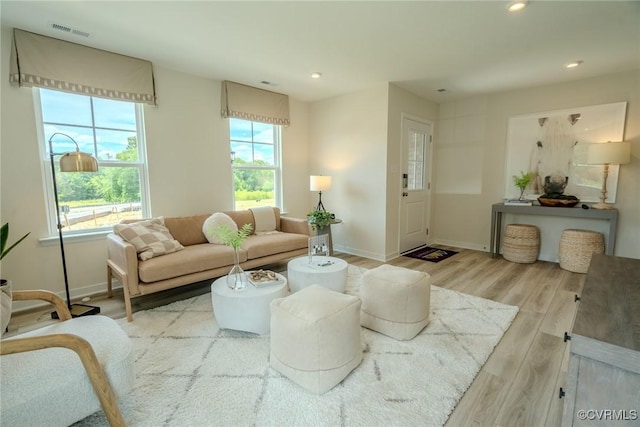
[40,89,92,126]
[253,143,275,165]
[230,118,252,142]
[95,129,138,161]
[252,122,274,143]
[39,89,146,234]
[233,169,275,210]
[45,124,95,155]
[55,166,142,231]
[231,141,253,164]
[93,97,136,130]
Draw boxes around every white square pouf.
[270,285,362,394]
[361,264,432,340]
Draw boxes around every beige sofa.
[107,208,309,321]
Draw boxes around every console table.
[561,255,640,426]
[490,203,618,258]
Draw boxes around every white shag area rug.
[76,265,518,427]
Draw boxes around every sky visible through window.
[230,118,274,165]
[41,89,136,161]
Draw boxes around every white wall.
[0,27,311,306]
[309,84,389,260]
[433,70,640,260]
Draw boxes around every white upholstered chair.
[0,290,134,427]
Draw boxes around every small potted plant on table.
[513,171,534,201]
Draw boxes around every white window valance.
[10,29,156,105]
[221,80,290,126]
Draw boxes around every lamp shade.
[586,141,631,165]
[310,175,332,192]
[59,151,99,172]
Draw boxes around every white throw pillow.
[250,206,277,234]
[114,217,184,261]
[203,212,238,244]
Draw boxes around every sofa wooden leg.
[106,266,113,298]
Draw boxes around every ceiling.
[1,1,639,103]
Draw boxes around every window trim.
[230,120,283,210]
[33,88,151,237]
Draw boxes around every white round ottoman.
[287,256,348,293]
[269,285,362,394]
[360,264,432,340]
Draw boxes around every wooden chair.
[0,290,133,426]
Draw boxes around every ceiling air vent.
[48,22,90,38]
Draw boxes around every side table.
[211,272,288,335]
[314,218,342,255]
[287,256,348,293]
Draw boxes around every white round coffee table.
[287,256,349,293]
[211,272,288,335]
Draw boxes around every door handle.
[402,192,408,197]
[402,173,408,189]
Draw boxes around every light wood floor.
[8,247,582,426]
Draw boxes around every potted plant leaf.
[211,223,253,291]
[306,210,334,231]
[1,223,30,334]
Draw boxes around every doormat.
[403,246,458,263]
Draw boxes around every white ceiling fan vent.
[48,22,90,38]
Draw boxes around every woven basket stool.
[503,224,540,264]
[558,229,604,273]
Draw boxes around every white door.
[399,117,432,254]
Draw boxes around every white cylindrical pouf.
[270,285,362,394]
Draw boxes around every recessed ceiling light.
[565,60,584,69]
[311,72,322,79]
[507,1,527,12]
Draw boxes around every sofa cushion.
[250,206,277,234]
[163,215,210,246]
[202,212,238,244]
[114,218,184,261]
[139,244,247,283]
[226,207,282,233]
[242,233,308,260]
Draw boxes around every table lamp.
[310,175,332,211]
[586,141,631,210]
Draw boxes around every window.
[407,129,426,190]
[229,118,282,210]
[36,88,149,234]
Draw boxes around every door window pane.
[407,130,426,190]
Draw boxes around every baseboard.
[11,280,121,314]
[432,238,558,263]
[333,244,387,262]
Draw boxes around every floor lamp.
[310,175,332,211]
[48,132,101,318]
[585,141,631,210]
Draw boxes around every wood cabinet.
[562,254,640,426]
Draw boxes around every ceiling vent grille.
[48,22,90,38]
